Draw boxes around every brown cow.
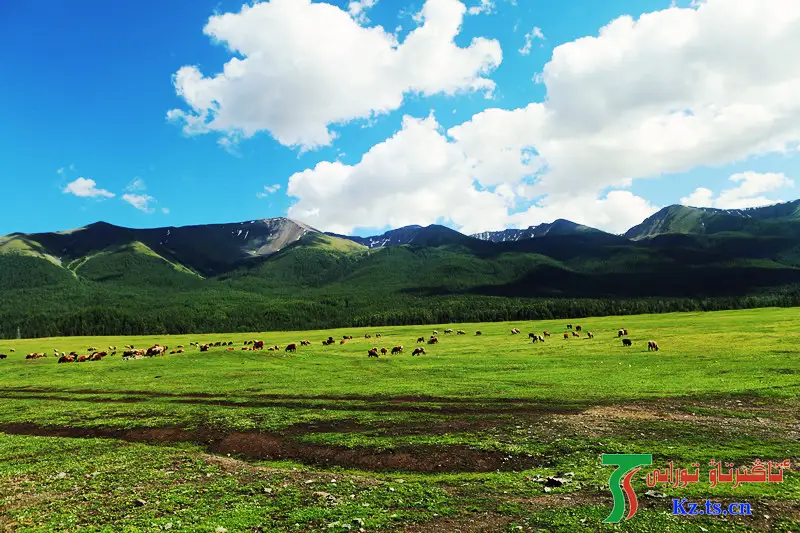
[391,346,403,355]
[77,355,89,362]
[253,341,264,350]
[58,355,74,363]
[368,349,379,358]
[563,333,569,339]
[226,348,233,352]
[200,344,210,352]
[427,336,439,344]
[177,349,184,354]
[340,340,346,345]
[475,330,483,336]
[648,341,659,351]
[412,347,426,356]
[543,331,550,337]
[575,325,582,332]
[301,340,311,346]
[618,329,629,337]
[286,343,297,353]
[380,348,388,355]
[457,330,466,335]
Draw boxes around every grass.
[0,307,798,532]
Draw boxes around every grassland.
[0,308,798,532]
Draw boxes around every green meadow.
[0,308,798,532]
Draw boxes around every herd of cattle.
[0,324,659,363]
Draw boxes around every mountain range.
[3,200,800,337]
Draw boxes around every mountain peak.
[472,219,605,243]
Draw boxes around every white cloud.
[162,207,170,215]
[257,184,282,198]
[681,171,794,209]
[63,178,115,198]
[287,114,509,234]
[467,0,494,15]
[56,167,64,175]
[519,26,544,55]
[168,0,502,150]
[508,191,660,234]
[125,178,146,192]
[348,0,378,23]
[122,193,156,213]
[679,187,714,208]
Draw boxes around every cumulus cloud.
[257,184,282,198]
[348,0,377,23]
[63,178,115,198]
[519,26,544,55]
[287,114,509,234]
[122,194,156,213]
[681,171,794,209]
[168,0,502,150]
[467,0,495,15]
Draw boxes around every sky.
[3,0,800,237]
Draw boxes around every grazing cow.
[427,336,439,345]
[177,349,184,354]
[648,341,659,351]
[368,349,379,358]
[253,341,265,350]
[444,329,453,334]
[563,333,569,339]
[572,331,580,338]
[200,344,210,352]
[9,349,15,352]
[242,347,249,351]
[531,335,540,343]
[301,340,310,346]
[618,329,629,337]
[433,330,439,335]
[543,331,550,337]
[58,355,74,363]
[412,347,426,356]
[380,348,388,355]
[88,347,97,352]
[566,325,572,330]
[475,330,483,336]
[365,334,371,339]
[417,337,425,343]
[376,333,382,338]
[622,339,632,347]
[537,335,545,343]
[343,336,353,340]
[77,355,88,362]
[0,354,6,360]
[511,328,520,335]
[90,352,104,361]
[286,343,297,353]
[528,332,536,339]
[576,325,582,332]
[586,332,594,339]
[340,340,346,345]
[457,330,466,335]
[391,346,403,355]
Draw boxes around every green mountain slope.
[4,214,800,337]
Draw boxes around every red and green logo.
[602,453,653,523]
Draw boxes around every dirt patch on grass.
[402,512,514,533]
[0,423,540,473]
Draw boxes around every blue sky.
[3,0,799,236]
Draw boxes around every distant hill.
[625,200,800,240]
[472,219,607,242]
[327,224,486,249]
[3,210,800,338]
